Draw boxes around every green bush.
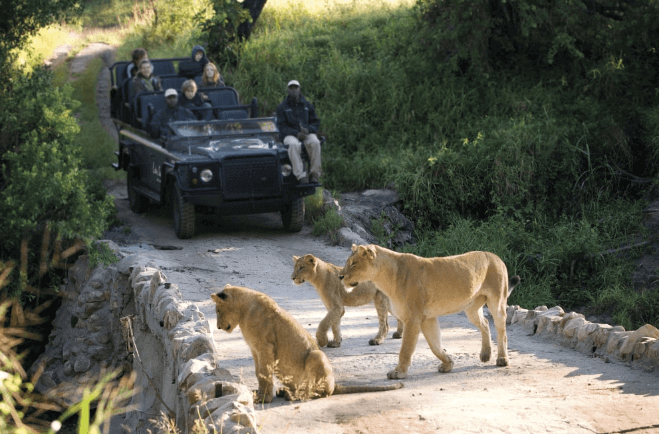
[0,67,114,268]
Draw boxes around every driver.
[149,88,196,139]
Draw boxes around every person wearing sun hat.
[276,79,322,184]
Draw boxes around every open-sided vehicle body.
[109,58,318,238]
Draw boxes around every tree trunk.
[237,0,268,40]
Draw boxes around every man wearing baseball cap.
[149,88,196,139]
[276,80,321,184]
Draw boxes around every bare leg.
[421,317,454,373]
[464,304,492,363]
[388,319,420,379]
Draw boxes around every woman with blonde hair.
[200,62,225,88]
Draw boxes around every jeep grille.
[222,156,280,200]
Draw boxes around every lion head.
[339,244,377,288]
[291,254,318,285]
[210,284,243,333]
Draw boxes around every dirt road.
[104,180,659,434]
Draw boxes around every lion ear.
[358,245,376,260]
[304,254,315,264]
[211,292,227,303]
[351,244,358,252]
[293,255,300,262]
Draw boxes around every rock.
[333,189,415,248]
[74,355,91,373]
[180,335,215,362]
[619,324,659,359]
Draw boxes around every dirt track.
[87,43,659,433]
[101,179,659,434]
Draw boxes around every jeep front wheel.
[172,183,195,239]
[127,168,149,213]
[281,198,305,232]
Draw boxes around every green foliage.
[311,209,344,243]
[304,187,326,224]
[0,0,81,82]
[197,0,252,64]
[88,242,120,269]
[0,67,115,253]
[134,0,213,46]
[50,369,135,434]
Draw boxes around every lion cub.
[291,254,403,348]
[211,284,403,403]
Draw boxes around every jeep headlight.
[281,164,292,177]
[200,169,213,183]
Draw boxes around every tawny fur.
[291,254,403,347]
[339,244,520,380]
[211,284,403,403]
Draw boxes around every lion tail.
[334,381,404,395]
[508,275,521,297]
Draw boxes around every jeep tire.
[172,183,195,239]
[127,168,149,213]
[281,197,305,232]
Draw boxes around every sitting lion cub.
[291,254,402,347]
[339,244,521,380]
[211,284,403,403]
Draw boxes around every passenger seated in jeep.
[132,59,163,96]
[180,80,213,121]
[126,48,148,79]
[199,62,225,88]
[178,45,209,79]
[149,89,196,139]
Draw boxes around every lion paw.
[392,331,403,339]
[496,356,509,367]
[368,338,383,345]
[276,388,294,401]
[316,335,329,348]
[438,361,453,373]
[480,350,491,363]
[387,369,408,379]
[327,339,342,348]
[255,390,273,403]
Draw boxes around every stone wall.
[125,258,257,433]
[30,243,258,433]
[507,305,659,370]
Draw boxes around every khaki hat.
[287,80,300,87]
[165,88,178,97]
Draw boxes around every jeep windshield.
[169,119,278,138]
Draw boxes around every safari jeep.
[109,58,318,238]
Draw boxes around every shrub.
[0,67,115,290]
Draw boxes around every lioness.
[211,284,403,402]
[291,254,403,347]
[339,244,520,380]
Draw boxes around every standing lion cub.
[339,244,520,380]
[291,254,402,347]
[211,284,403,403]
